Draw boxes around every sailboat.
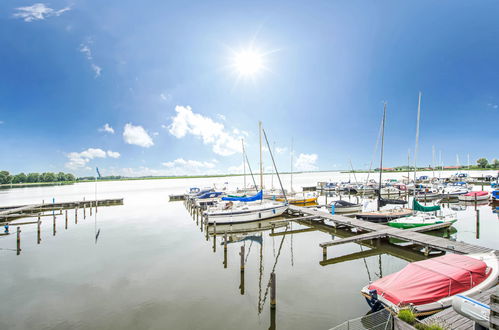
[356,102,413,222]
[204,122,287,225]
[388,199,457,229]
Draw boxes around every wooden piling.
[83,198,86,219]
[65,210,68,229]
[322,246,327,260]
[16,226,21,255]
[270,272,276,309]
[240,245,245,272]
[37,220,41,244]
[75,207,78,224]
[52,213,56,236]
[476,209,480,239]
[90,202,92,216]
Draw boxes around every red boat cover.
[464,191,488,197]
[368,254,490,306]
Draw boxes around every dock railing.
[329,309,393,330]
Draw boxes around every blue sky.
[1,0,498,176]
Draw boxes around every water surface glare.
[0,171,498,329]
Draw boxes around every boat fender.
[331,204,335,215]
[452,295,490,328]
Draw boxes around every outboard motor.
[366,289,382,311]
[452,295,490,329]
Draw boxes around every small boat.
[355,208,413,223]
[413,189,441,201]
[361,252,499,316]
[275,191,318,204]
[491,190,499,200]
[328,200,362,213]
[388,213,457,229]
[440,186,469,199]
[378,197,407,207]
[204,191,287,225]
[458,191,489,202]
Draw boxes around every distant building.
[443,166,461,169]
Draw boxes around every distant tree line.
[0,171,76,184]
[77,175,123,181]
[476,158,499,168]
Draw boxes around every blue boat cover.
[222,190,263,202]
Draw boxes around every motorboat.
[458,191,490,202]
[440,186,469,199]
[361,252,499,316]
[204,191,287,225]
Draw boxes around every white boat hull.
[205,205,288,224]
[458,195,489,201]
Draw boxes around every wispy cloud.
[65,148,120,169]
[162,158,216,169]
[99,123,115,134]
[123,123,154,148]
[275,147,287,154]
[80,41,102,77]
[13,3,70,22]
[160,93,172,102]
[167,105,244,156]
[294,153,318,171]
[487,103,498,109]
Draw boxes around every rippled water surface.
[0,171,497,329]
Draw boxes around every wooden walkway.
[288,205,494,255]
[423,286,498,330]
[0,198,124,221]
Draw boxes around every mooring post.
[53,213,56,236]
[224,232,228,252]
[205,218,209,241]
[476,209,480,239]
[16,226,21,255]
[271,223,275,234]
[475,194,478,210]
[75,207,78,224]
[37,220,41,244]
[322,246,327,260]
[240,245,245,272]
[83,197,86,219]
[270,272,276,309]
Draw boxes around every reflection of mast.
[259,121,263,191]
[360,246,372,282]
[242,139,246,189]
[258,233,264,312]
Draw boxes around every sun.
[232,49,264,77]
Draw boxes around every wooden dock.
[287,205,494,256]
[422,286,499,330]
[0,198,123,221]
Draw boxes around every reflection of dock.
[287,205,494,256]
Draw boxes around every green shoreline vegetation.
[1,157,497,188]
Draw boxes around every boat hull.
[205,205,288,224]
[388,219,456,229]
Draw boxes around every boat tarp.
[368,254,490,306]
[412,199,440,212]
[222,190,263,202]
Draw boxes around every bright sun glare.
[232,49,264,77]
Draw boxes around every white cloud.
[228,162,244,174]
[487,103,498,109]
[167,106,244,156]
[276,147,287,154]
[162,158,216,169]
[80,42,102,78]
[160,93,172,102]
[13,3,70,22]
[65,148,119,169]
[217,114,226,121]
[107,151,120,158]
[123,123,154,148]
[294,153,318,171]
[99,123,115,134]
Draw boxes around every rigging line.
[258,225,289,313]
[365,114,384,189]
[258,233,264,313]
[245,239,254,263]
[244,153,259,193]
[262,128,288,203]
[360,245,372,283]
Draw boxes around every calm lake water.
[0,171,498,329]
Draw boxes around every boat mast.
[263,128,288,204]
[407,149,411,185]
[259,121,263,191]
[271,141,275,190]
[439,150,442,179]
[242,138,246,190]
[290,137,294,193]
[413,92,422,184]
[432,145,436,178]
[378,102,387,211]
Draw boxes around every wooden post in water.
[52,213,56,236]
[240,245,245,272]
[475,193,478,210]
[270,272,276,309]
[75,207,78,224]
[223,232,228,268]
[65,210,68,229]
[213,221,217,252]
[37,220,41,244]
[322,246,327,261]
[476,209,480,239]
[16,226,21,255]
[90,202,93,216]
[83,198,86,219]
